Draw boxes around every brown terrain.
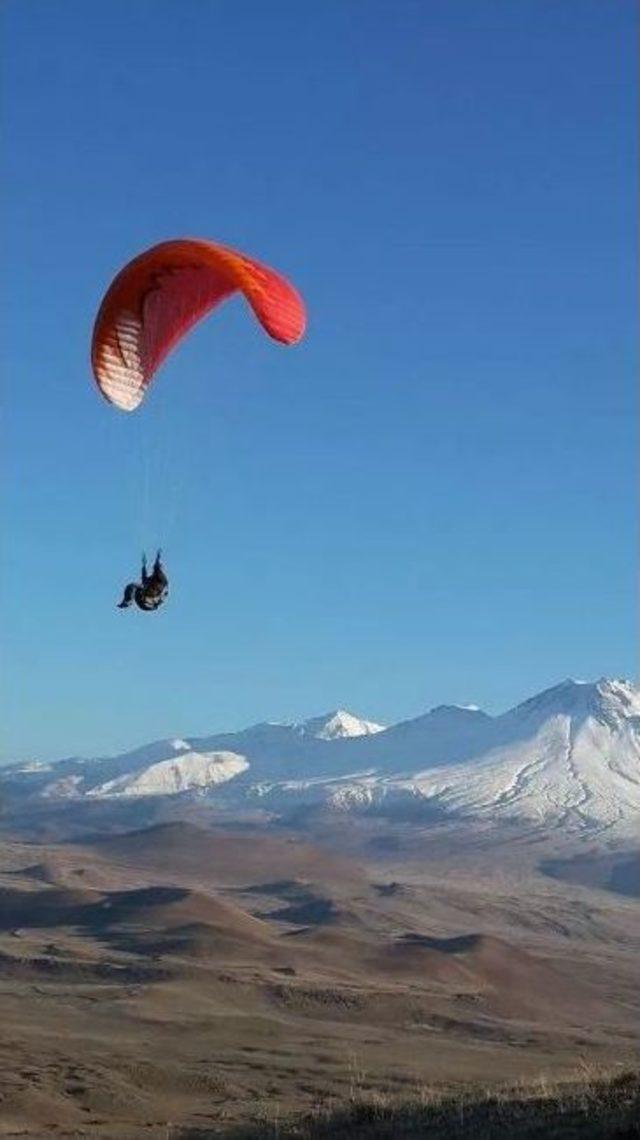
[0,819,638,1137]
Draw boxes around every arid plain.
[0,810,637,1138]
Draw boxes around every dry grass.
[179,1069,640,1139]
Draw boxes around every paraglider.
[91,238,306,411]
[117,550,168,612]
[91,237,306,610]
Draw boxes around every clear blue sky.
[2,0,636,761]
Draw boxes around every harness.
[135,583,169,612]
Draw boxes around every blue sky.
[2,0,636,761]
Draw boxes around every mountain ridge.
[3,678,639,839]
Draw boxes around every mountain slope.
[86,750,248,798]
[253,680,640,837]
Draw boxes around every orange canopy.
[91,238,306,411]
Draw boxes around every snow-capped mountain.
[86,750,248,799]
[295,710,385,741]
[8,740,249,802]
[3,679,639,838]
[269,679,640,837]
[249,679,640,837]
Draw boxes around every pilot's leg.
[117,583,137,609]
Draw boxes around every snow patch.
[87,750,249,799]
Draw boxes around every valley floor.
[0,820,638,1137]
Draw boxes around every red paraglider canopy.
[91,238,306,411]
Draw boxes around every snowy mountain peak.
[296,710,386,740]
[593,678,640,715]
[170,739,192,752]
[506,677,640,728]
[427,704,487,720]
